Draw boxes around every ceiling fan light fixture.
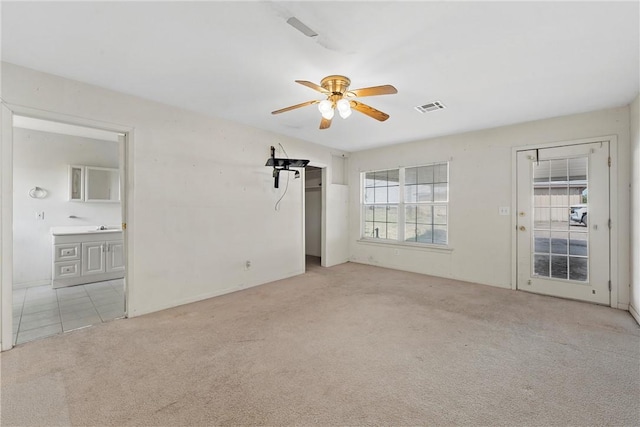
[337,98,352,119]
[318,99,334,119]
[321,108,335,120]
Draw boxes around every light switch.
[499,207,510,216]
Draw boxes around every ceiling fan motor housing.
[321,75,351,95]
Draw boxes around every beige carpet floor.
[1,260,639,426]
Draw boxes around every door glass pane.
[550,231,568,254]
[534,230,550,253]
[533,160,550,182]
[569,158,587,182]
[534,255,550,277]
[550,207,569,230]
[549,159,568,183]
[532,155,589,283]
[551,188,569,209]
[568,232,588,256]
[551,255,568,279]
[534,207,550,230]
[535,187,551,208]
[569,257,588,281]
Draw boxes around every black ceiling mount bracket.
[265,146,309,188]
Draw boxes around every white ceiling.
[2,1,638,152]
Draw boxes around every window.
[363,169,399,239]
[362,163,449,245]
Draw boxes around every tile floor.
[12,279,125,346]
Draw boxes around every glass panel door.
[516,142,609,305]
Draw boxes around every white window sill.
[356,239,453,253]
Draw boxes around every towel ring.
[29,187,48,199]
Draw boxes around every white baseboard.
[629,304,640,326]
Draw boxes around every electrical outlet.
[245,260,251,270]
[36,211,45,220]
[499,207,510,216]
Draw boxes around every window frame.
[360,162,450,248]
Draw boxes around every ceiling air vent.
[415,101,446,113]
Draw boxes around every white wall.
[12,128,121,287]
[349,107,631,308]
[630,94,640,322]
[0,62,349,325]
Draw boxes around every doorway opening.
[305,166,323,270]
[9,115,128,346]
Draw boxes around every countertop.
[50,226,123,236]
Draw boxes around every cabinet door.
[82,242,105,276]
[106,240,125,273]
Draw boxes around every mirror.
[68,165,120,203]
[85,166,120,202]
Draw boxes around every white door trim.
[0,102,134,351]
[1,104,14,351]
[510,135,618,308]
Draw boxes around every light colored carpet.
[1,261,639,426]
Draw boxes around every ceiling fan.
[271,75,397,130]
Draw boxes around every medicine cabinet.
[69,165,120,203]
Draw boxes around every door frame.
[301,162,327,272]
[510,135,618,308]
[0,102,134,351]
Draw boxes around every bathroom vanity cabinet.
[51,227,125,288]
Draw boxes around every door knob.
[519,226,526,231]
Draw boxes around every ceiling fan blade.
[271,100,319,115]
[296,80,330,94]
[319,116,332,129]
[350,101,390,121]
[346,85,397,98]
